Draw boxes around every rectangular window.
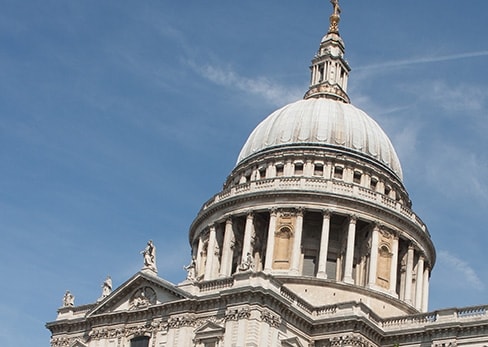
[294,163,304,175]
[302,255,317,276]
[276,165,284,177]
[131,336,149,347]
[353,171,361,184]
[314,163,324,176]
[334,166,343,179]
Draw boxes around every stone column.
[317,210,331,279]
[219,218,234,277]
[367,224,380,287]
[264,209,278,272]
[422,266,430,312]
[204,225,217,281]
[290,209,304,275]
[415,255,425,310]
[343,215,357,284]
[389,234,399,295]
[404,244,415,305]
[196,236,204,278]
[241,212,254,264]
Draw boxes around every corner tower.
[187,1,434,317]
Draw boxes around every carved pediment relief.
[88,272,189,316]
[129,286,157,310]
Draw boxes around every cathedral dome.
[237,98,403,180]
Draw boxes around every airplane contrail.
[356,50,488,71]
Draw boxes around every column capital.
[349,214,357,224]
[372,220,382,230]
[296,207,305,217]
[389,229,400,239]
[270,207,278,216]
[322,209,332,218]
[246,210,254,219]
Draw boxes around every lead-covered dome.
[237,98,403,180]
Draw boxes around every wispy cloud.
[356,50,488,71]
[402,80,488,114]
[438,250,485,291]
[188,62,303,107]
[422,143,488,203]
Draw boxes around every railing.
[381,312,436,328]
[198,278,234,292]
[381,305,488,330]
[200,177,427,233]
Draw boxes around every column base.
[316,271,327,279]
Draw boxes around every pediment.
[281,337,305,347]
[194,321,225,342]
[70,340,88,347]
[88,271,190,316]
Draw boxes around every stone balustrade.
[200,177,427,235]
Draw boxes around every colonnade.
[192,208,431,312]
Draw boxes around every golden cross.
[331,0,341,16]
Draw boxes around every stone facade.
[46,2,488,347]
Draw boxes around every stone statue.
[101,276,112,298]
[63,290,75,307]
[141,240,157,272]
[239,252,254,272]
[184,257,196,281]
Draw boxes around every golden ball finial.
[328,0,341,33]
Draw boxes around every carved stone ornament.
[224,307,251,321]
[330,334,367,347]
[129,286,157,310]
[167,314,197,328]
[261,309,281,328]
[88,320,166,341]
[51,336,82,347]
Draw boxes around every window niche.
[273,226,292,270]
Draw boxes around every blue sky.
[1,1,488,346]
